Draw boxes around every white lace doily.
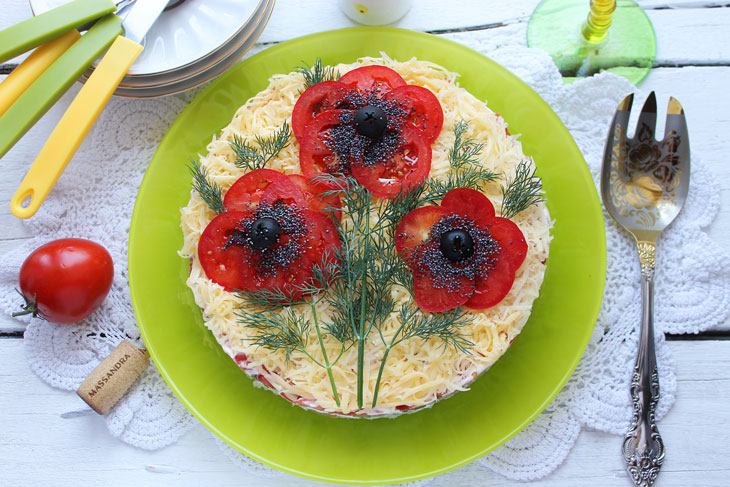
[1,44,728,483]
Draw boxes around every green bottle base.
[527,0,657,85]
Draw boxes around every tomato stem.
[11,290,39,319]
[11,308,34,317]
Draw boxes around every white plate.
[113,0,273,97]
[116,0,270,88]
[29,0,265,76]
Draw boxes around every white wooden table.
[1,1,729,485]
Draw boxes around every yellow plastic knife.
[10,36,142,218]
[0,30,80,118]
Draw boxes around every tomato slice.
[238,209,340,300]
[350,123,431,198]
[299,109,354,178]
[441,188,496,227]
[385,85,444,141]
[304,209,342,273]
[487,217,527,271]
[198,211,253,290]
[263,174,343,219]
[339,65,406,94]
[292,81,353,140]
[259,174,306,207]
[413,254,475,313]
[223,169,288,212]
[284,174,343,220]
[394,205,447,265]
[466,252,515,309]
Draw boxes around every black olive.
[439,229,475,262]
[354,105,387,138]
[248,217,282,251]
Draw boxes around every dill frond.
[236,287,306,311]
[377,183,427,235]
[423,120,499,202]
[370,305,473,407]
[230,122,292,171]
[397,306,473,354]
[500,159,543,219]
[237,309,309,361]
[297,58,340,88]
[450,120,484,170]
[188,159,225,214]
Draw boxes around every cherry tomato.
[198,211,253,290]
[292,81,353,140]
[340,65,407,93]
[15,238,114,324]
[299,109,354,178]
[350,123,432,198]
[223,169,288,212]
[386,85,444,141]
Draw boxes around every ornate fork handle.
[622,240,665,486]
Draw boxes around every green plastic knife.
[0,14,123,159]
[0,0,116,64]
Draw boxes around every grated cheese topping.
[179,55,552,416]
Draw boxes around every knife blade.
[121,0,169,44]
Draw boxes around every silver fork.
[600,92,690,487]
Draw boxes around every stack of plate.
[30,0,275,97]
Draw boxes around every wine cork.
[76,340,149,414]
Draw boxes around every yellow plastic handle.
[10,36,142,219]
[0,30,80,118]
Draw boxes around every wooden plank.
[0,338,728,485]
[435,4,730,64]
[649,7,730,64]
[257,0,534,43]
[0,0,33,31]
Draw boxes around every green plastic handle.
[0,14,123,160]
[0,0,116,64]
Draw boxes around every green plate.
[129,27,605,485]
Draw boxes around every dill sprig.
[371,305,473,407]
[235,247,348,405]
[230,122,292,171]
[398,306,474,354]
[450,119,484,169]
[236,287,307,311]
[500,159,543,219]
[188,159,225,214]
[236,295,347,406]
[297,58,340,88]
[238,308,309,361]
[320,176,379,408]
[314,173,474,408]
[423,120,499,202]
